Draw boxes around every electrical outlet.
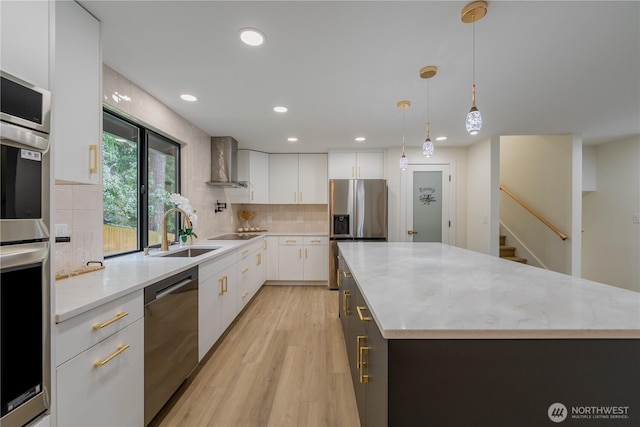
[296,216,304,223]
[633,214,640,224]
[55,224,69,237]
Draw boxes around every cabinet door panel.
[278,244,304,280]
[303,244,329,281]
[219,266,238,332]
[356,152,385,179]
[199,275,221,361]
[269,154,299,204]
[298,154,327,204]
[266,236,279,280]
[329,152,357,179]
[56,319,144,427]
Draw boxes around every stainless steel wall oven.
[1,70,51,427]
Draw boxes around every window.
[102,110,180,256]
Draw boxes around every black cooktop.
[208,233,261,241]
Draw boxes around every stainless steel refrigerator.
[328,179,387,289]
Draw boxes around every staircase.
[500,235,527,264]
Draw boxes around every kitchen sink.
[157,247,220,258]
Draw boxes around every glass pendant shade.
[423,138,434,157]
[399,153,408,170]
[466,106,482,134]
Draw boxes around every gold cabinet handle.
[242,249,250,255]
[342,270,352,279]
[256,253,262,266]
[218,277,225,296]
[242,292,249,300]
[356,305,371,322]
[407,230,418,235]
[299,192,302,202]
[356,335,366,368]
[299,248,302,259]
[89,144,99,174]
[337,268,342,288]
[93,312,129,330]
[286,239,297,243]
[343,290,350,315]
[310,239,321,243]
[94,344,130,367]
[242,267,249,274]
[251,190,254,201]
[223,275,228,294]
[359,346,370,383]
[305,248,308,259]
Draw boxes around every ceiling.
[80,1,640,154]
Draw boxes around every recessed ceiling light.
[287,137,298,142]
[240,28,265,46]
[436,136,447,141]
[273,106,288,113]
[355,137,366,142]
[180,94,197,102]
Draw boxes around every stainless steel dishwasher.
[144,266,198,425]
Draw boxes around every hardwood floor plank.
[153,285,360,427]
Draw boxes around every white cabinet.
[198,251,237,361]
[269,154,328,204]
[237,238,265,311]
[329,151,385,179]
[230,150,269,204]
[56,290,144,427]
[54,0,102,184]
[266,236,279,280]
[0,0,50,90]
[277,235,329,281]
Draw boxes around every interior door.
[405,165,451,243]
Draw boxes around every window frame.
[102,108,181,258]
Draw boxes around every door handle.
[407,230,419,235]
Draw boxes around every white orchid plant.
[169,193,198,240]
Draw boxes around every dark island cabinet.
[337,248,640,427]
[338,253,388,427]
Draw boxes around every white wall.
[582,135,640,291]
[466,138,494,255]
[500,135,573,274]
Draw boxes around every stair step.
[502,256,528,264]
[499,235,506,246]
[500,245,516,257]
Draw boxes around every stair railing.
[499,184,568,241]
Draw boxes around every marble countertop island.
[337,242,640,339]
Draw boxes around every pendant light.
[398,100,410,170]
[420,65,437,157]
[462,1,487,135]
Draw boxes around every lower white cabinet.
[56,291,144,427]
[237,239,265,311]
[266,236,279,280]
[198,251,237,361]
[277,236,329,281]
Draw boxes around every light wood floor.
[150,285,361,427]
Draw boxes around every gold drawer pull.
[342,270,352,278]
[356,335,366,368]
[242,267,249,274]
[93,312,129,330]
[223,275,228,294]
[359,346,370,383]
[256,253,262,266]
[94,344,130,367]
[242,249,250,255]
[218,277,225,296]
[343,290,350,315]
[310,239,321,243]
[356,305,371,322]
[89,144,99,174]
[286,239,297,243]
[242,292,249,299]
[337,268,342,287]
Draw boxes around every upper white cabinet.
[269,153,327,204]
[53,0,102,184]
[230,150,269,204]
[0,0,50,90]
[329,151,385,179]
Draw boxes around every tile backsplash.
[231,204,328,234]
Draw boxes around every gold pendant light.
[398,100,411,170]
[420,65,437,157]
[462,1,487,135]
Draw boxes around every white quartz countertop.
[55,237,255,323]
[338,242,640,339]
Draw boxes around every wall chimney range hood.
[206,136,248,188]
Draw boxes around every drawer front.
[303,236,329,245]
[279,236,301,245]
[56,318,144,427]
[199,251,237,281]
[56,290,143,366]
[238,238,264,258]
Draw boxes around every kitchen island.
[337,242,640,427]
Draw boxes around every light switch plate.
[55,224,69,237]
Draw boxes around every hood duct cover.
[206,136,248,188]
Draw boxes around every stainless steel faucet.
[161,207,192,251]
